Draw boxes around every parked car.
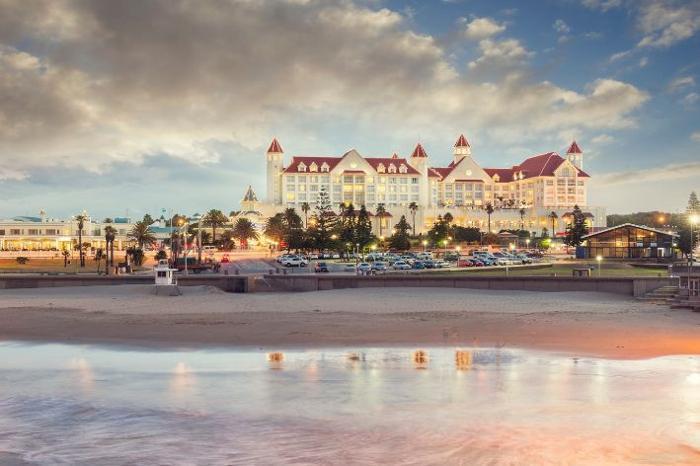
[423,260,437,269]
[516,253,533,264]
[457,257,475,267]
[392,260,412,270]
[433,260,450,268]
[356,262,372,274]
[276,254,294,263]
[412,260,426,270]
[281,255,308,267]
[314,262,330,273]
[371,261,388,273]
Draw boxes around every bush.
[154,250,168,261]
[126,247,145,266]
[15,256,29,265]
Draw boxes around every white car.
[356,262,372,274]
[281,256,308,267]
[392,260,411,270]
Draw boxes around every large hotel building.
[262,135,604,234]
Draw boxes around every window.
[10,229,21,235]
[0,230,5,235]
[321,163,330,172]
[310,175,318,183]
[298,163,306,172]
[388,164,397,173]
[411,177,418,184]
[28,229,39,235]
[287,175,296,183]
[399,164,407,174]
[309,162,318,172]
[377,163,385,173]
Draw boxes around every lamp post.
[596,255,603,278]
[442,238,448,256]
[689,214,699,286]
[193,213,203,264]
[526,238,531,250]
[422,239,428,252]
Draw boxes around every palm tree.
[104,225,117,272]
[519,208,526,231]
[549,211,559,238]
[485,203,494,233]
[75,213,87,267]
[408,201,418,236]
[232,218,259,249]
[204,209,228,243]
[375,203,387,237]
[128,220,157,249]
[301,202,311,228]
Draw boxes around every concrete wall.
[264,274,674,297]
[0,275,251,293]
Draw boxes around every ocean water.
[0,342,698,465]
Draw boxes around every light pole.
[193,213,203,264]
[689,214,699,285]
[422,239,428,252]
[526,238,531,250]
[596,255,603,278]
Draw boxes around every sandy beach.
[1,285,699,358]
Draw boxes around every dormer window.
[399,164,407,174]
[388,164,397,173]
[321,162,329,172]
[377,163,385,173]
[512,173,518,181]
[493,174,500,182]
[298,162,307,172]
[309,162,318,172]
[518,172,524,180]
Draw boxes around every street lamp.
[526,238,531,249]
[422,239,428,252]
[596,255,603,277]
[442,238,448,256]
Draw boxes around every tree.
[219,230,236,251]
[549,211,559,238]
[390,215,411,250]
[688,191,700,214]
[283,208,305,251]
[408,202,418,236]
[355,205,373,248]
[102,218,113,223]
[300,202,311,228]
[311,187,338,251]
[232,218,258,249]
[204,209,229,243]
[519,208,526,230]
[452,226,481,243]
[375,203,387,237]
[485,203,494,233]
[154,250,168,261]
[75,213,87,267]
[564,205,588,247]
[265,213,286,244]
[128,220,157,249]
[678,224,697,258]
[104,225,117,271]
[142,214,155,225]
[427,215,450,245]
[126,247,145,266]
[340,203,357,245]
[443,212,454,225]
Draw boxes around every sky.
[0,0,699,219]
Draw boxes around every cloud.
[691,131,700,142]
[468,38,533,70]
[591,134,614,144]
[553,19,571,34]
[463,17,506,40]
[581,0,623,11]
[638,56,649,67]
[596,161,700,186]
[609,50,631,62]
[636,1,700,48]
[0,0,649,197]
[668,76,695,92]
[683,92,700,106]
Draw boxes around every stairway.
[637,285,680,305]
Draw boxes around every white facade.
[261,136,604,235]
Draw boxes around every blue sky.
[0,0,698,219]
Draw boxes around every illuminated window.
[298,162,306,172]
[309,162,318,172]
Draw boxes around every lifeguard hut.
[153,259,180,295]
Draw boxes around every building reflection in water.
[267,352,285,370]
[169,361,196,398]
[413,350,428,369]
[455,350,473,371]
[68,357,94,393]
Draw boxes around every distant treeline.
[606,211,684,228]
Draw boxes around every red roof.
[454,134,470,148]
[484,152,590,182]
[365,158,420,175]
[430,167,453,179]
[411,143,428,158]
[283,157,342,173]
[428,168,442,178]
[391,153,399,159]
[267,138,283,153]
[567,141,582,154]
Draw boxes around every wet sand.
[1,285,699,358]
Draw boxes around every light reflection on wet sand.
[0,343,698,465]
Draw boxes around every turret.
[566,140,583,170]
[453,134,471,164]
[266,138,284,205]
[410,143,430,208]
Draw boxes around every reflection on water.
[0,342,699,465]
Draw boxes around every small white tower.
[453,134,471,165]
[266,138,284,205]
[410,142,430,209]
[566,141,583,170]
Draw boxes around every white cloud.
[591,134,614,144]
[468,38,533,70]
[596,161,700,186]
[668,76,695,92]
[581,0,623,11]
[683,92,700,106]
[609,50,631,62]
[636,1,700,48]
[463,17,506,40]
[0,0,649,176]
[553,19,571,34]
[638,56,648,67]
[691,131,700,142]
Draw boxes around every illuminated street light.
[596,255,603,277]
[422,239,428,252]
